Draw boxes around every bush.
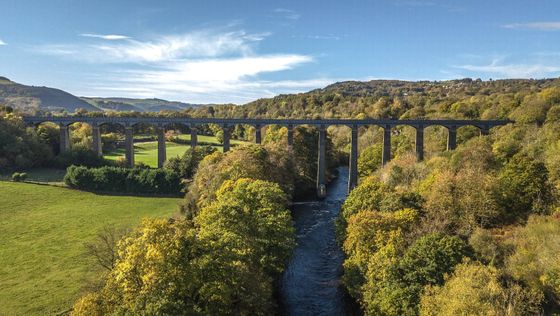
[164,145,216,179]
[11,172,27,182]
[64,165,181,194]
[50,146,108,168]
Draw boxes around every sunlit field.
[0,182,180,315]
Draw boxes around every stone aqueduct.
[23,116,511,197]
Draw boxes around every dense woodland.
[2,78,560,315]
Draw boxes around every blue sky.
[1,0,559,104]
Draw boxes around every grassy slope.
[0,182,180,315]
[105,135,247,167]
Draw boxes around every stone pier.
[348,125,359,192]
[447,126,457,151]
[415,126,424,161]
[157,127,166,168]
[287,125,294,148]
[59,124,70,153]
[190,126,198,148]
[222,126,230,152]
[382,125,391,165]
[317,126,327,198]
[92,124,102,156]
[125,126,134,167]
[255,125,262,144]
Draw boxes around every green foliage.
[358,143,382,176]
[163,145,216,179]
[64,165,182,194]
[0,113,52,171]
[72,178,296,315]
[506,215,560,307]
[498,153,554,220]
[361,233,468,315]
[420,261,543,316]
[182,144,295,216]
[196,178,295,276]
[50,146,108,168]
[73,218,201,315]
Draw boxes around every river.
[280,166,349,316]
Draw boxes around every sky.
[0,0,560,104]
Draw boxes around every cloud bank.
[35,29,330,103]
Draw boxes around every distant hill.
[82,97,202,112]
[0,76,203,113]
[0,76,99,113]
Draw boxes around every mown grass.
[0,182,180,315]
[105,135,247,167]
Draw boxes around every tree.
[361,233,468,315]
[507,215,560,308]
[358,144,383,177]
[420,261,543,316]
[196,178,295,276]
[72,218,202,315]
[164,145,216,179]
[182,145,295,217]
[498,153,554,221]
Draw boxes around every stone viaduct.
[23,116,511,197]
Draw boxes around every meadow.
[104,135,246,167]
[0,182,180,315]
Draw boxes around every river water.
[280,167,349,316]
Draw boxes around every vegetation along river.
[280,166,349,315]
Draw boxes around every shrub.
[51,146,108,168]
[164,145,216,179]
[64,165,181,194]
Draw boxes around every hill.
[0,76,99,113]
[0,77,203,113]
[82,97,202,112]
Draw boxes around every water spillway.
[280,167,349,315]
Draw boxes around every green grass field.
[105,136,247,167]
[0,182,181,315]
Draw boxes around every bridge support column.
[255,125,262,144]
[222,126,230,152]
[157,127,166,168]
[447,126,457,151]
[125,126,134,167]
[59,124,70,153]
[348,125,358,193]
[415,125,424,161]
[287,125,294,148]
[479,126,489,136]
[382,125,391,165]
[92,124,102,157]
[317,125,327,198]
[190,126,198,148]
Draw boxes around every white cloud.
[502,22,560,30]
[35,28,327,103]
[80,33,131,40]
[40,30,270,63]
[454,58,560,78]
[0,39,6,45]
[274,8,301,20]
[88,55,318,103]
